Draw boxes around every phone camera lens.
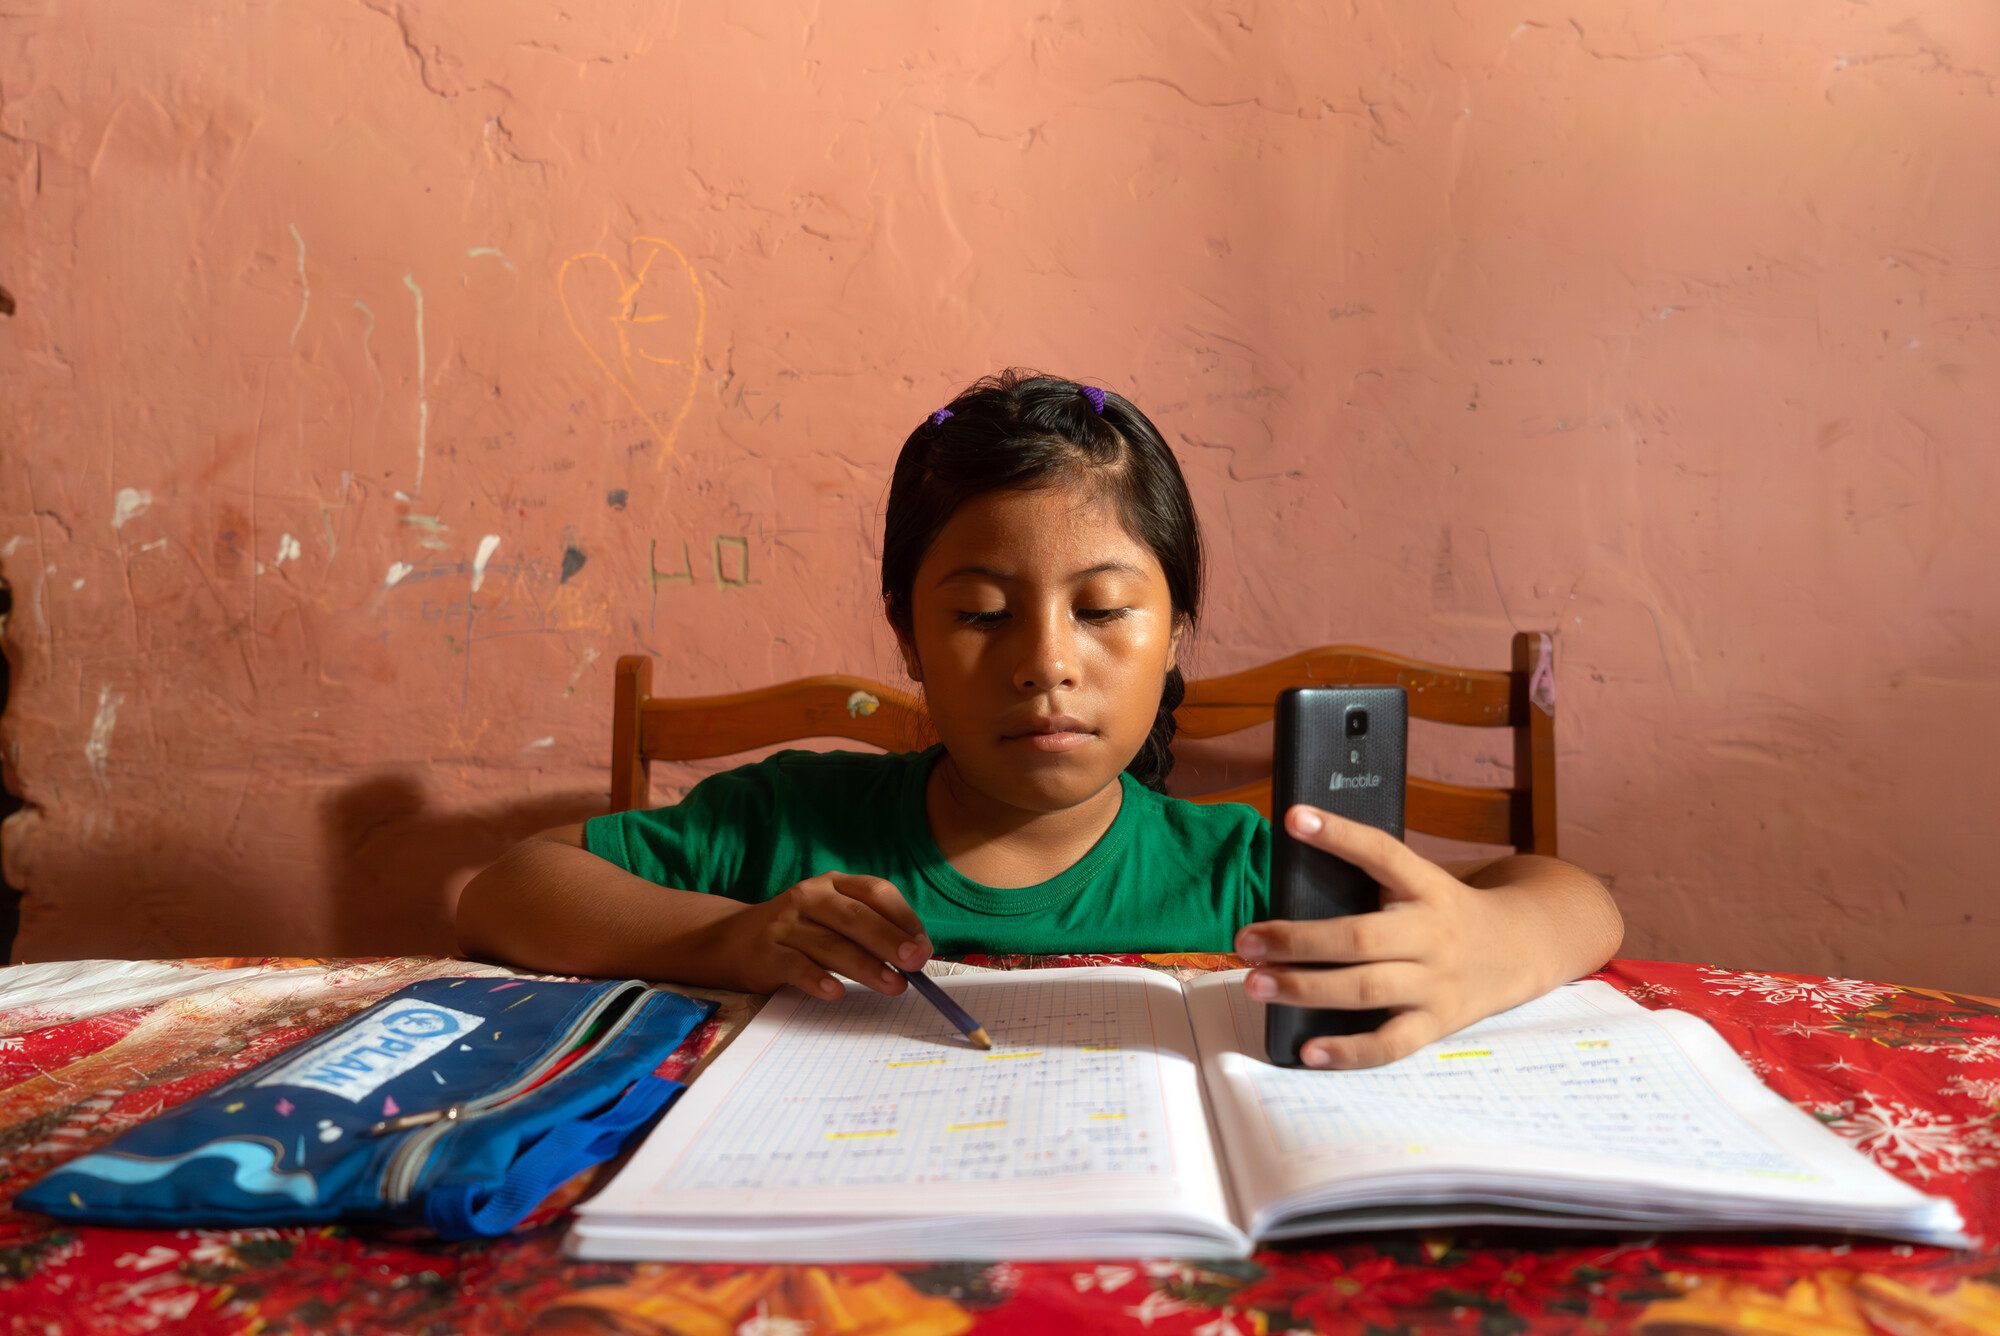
[1346,709,1369,738]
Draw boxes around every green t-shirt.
[582,746,1270,955]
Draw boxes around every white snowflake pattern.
[145,1292,199,1323]
[110,1270,185,1330]
[0,1036,24,1051]
[1124,1290,1195,1326]
[187,1237,242,1270]
[1194,1311,1250,1336]
[36,1236,82,1272]
[1947,1036,2000,1065]
[1073,1264,1137,1294]
[187,1227,280,1243]
[1906,1036,2000,1063]
[1700,969,1895,1017]
[1942,1075,2000,1105]
[736,1303,813,1336]
[114,1245,180,1273]
[1625,982,1679,1004]
[1739,1052,1779,1079]
[1814,1096,2000,1180]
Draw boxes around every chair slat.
[640,675,934,762]
[1177,645,1513,735]
[1186,776,1515,845]
[616,639,1554,854]
[611,656,653,811]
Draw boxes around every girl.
[457,371,1622,1069]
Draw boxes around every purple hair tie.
[1079,385,1106,415]
[928,408,954,427]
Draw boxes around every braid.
[1124,666,1185,793]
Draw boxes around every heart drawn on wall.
[558,236,707,464]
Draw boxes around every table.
[1,953,1996,1334]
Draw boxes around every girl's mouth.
[1003,716,1096,753]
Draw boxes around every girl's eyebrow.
[935,560,1146,587]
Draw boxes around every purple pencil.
[896,969,992,1050]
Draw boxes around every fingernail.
[1246,972,1275,1000]
[1304,1046,1332,1068]
[819,978,841,998]
[880,966,902,986]
[897,941,922,966]
[1292,808,1323,835]
[1237,932,1266,961]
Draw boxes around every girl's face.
[897,480,1183,815]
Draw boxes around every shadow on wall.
[320,774,605,958]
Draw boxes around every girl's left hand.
[1232,804,1542,1070]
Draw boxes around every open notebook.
[567,967,1968,1261]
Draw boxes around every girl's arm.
[1450,851,1624,991]
[456,825,746,981]
[1234,807,1624,1069]
[456,827,933,995]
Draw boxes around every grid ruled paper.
[657,972,1176,1192]
[1203,975,1816,1178]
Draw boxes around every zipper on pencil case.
[378,981,654,1206]
[368,1009,616,1136]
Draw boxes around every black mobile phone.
[1263,686,1409,1068]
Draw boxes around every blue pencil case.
[17,977,715,1239]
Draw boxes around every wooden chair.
[609,631,1559,854]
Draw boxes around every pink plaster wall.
[2,4,1995,989]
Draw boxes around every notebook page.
[1181,972,1955,1237]
[578,967,1236,1241]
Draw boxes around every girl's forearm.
[1461,854,1624,995]
[455,839,744,981]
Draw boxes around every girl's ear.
[1166,614,1188,673]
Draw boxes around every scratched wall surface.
[1,4,1996,988]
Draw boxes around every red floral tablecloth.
[1,954,1996,1334]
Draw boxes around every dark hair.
[881,369,1203,792]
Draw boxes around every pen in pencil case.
[897,968,992,1050]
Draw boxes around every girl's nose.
[1013,611,1078,692]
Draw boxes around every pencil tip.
[969,1028,992,1050]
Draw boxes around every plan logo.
[1327,773,1383,791]
[256,1002,485,1102]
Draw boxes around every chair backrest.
[610,631,1558,854]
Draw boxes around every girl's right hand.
[692,872,932,1000]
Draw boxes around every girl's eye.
[953,608,1130,628]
